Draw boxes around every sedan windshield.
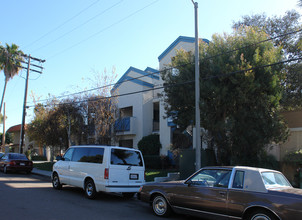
[261,172,291,189]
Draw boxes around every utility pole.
[19,54,45,154]
[191,0,201,171]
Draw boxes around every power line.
[27,56,302,108]
[29,28,302,104]
[30,0,123,53]
[46,0,159,60]
[22,0,102,49]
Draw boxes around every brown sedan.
[139,166,302,220]
[0,153,33,174]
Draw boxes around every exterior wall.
[158,37,195,155]
[269,111,302,161]
[112,67,159,149]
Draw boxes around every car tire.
[52,173,62,190]
[246,209,277,220]
[3,166,8,174]
[152,195,171,217]
[122,192,135,199]
[85,179,97,199]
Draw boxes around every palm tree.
[0,43,24,113]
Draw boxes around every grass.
[33,162,54,171]
[33,162,178,182]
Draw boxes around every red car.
[0,153,33,174]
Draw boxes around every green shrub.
[143,155,162,169]
[31,155,47,161]
[138,134,161,155]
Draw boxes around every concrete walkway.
[32,168,52,178]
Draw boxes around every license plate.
[130,174,138,180]
[20,163,25,166]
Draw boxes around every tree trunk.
[0,79,8,114]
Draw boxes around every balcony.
[114,117,136,135]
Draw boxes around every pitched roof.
[7,124,26,133]
[111,66,159,93]
[158,36,210,62]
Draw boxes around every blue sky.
[0,0,301,131]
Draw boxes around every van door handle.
[127,166,132,170]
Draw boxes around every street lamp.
[191,0,201,170]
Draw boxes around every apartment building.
[111,36,209,155]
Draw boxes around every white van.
[51,145,145,199]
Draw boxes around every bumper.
[6,165,33,172]
[105,185,141,193]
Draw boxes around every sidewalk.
[32,168,52,178]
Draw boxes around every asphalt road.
[0,172,202,220]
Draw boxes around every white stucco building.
[111,36,209,155]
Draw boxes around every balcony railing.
[114,117,136,135]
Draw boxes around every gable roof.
[7,124,26,133]
[111,66,159,93]
[158,36,210,62]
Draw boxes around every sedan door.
[170,169,231,218]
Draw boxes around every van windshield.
[111,149,143,166]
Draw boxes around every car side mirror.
[185,180,192,186]
[56,156,63,161]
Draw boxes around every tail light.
[9,161,16,166]
[104,168,109,179]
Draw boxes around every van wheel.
[52,173,62,190]
[85,179,97,199]
[122,192,135,199]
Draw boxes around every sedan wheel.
[85,179,97,199]
[152,195,171,217]
[247,210,277,220]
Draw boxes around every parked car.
[0,153,33,174]
[52,145,145,199]
[139,166,302,220]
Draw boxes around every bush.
[143,155,162,169]
[31,155,47,161]
[138,134,161,155]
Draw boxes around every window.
[111,149,143,166]
[261,172,291,189]
[84,148,104,163]
[63,148,74,161]
[188,169,231,188]
[72,148,104,164]
[72,148,89,162]
[9,154,27,160]
[232,171,245,189]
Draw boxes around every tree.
[232,10,302,110]
[161,27,288,166]
[0,43,24,113]
[27,99,84,151]
[0,132,13,145]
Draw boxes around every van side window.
[72,148,104,163]
[64,148,74,161]
[72,148,89,162]
[111,149,143,166]
[86,148,104,163]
